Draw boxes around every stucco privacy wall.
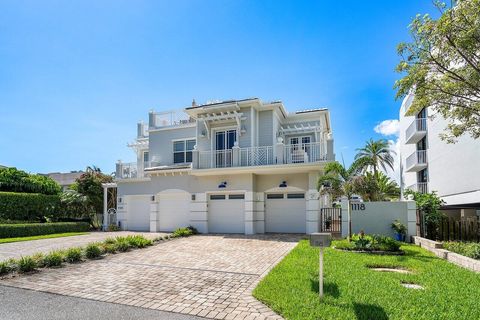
[341,200,417,239]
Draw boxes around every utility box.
[309,233,332,248]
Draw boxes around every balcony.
[149,110,195,129]
[116,162,143,180]
[407,182,428,194]
[405,118,427,144]
[195,142,327,170]
[406,150,428,172]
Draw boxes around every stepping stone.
[401,283,424,290]
[371,267,412,274]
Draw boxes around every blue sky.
[0,1,435,174]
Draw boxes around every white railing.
[198,149,233,169]
[406,150,427,169]
[406,118,427,141]
[240,146,274,166]
[152,110,195,128]
[407,182,428,194]
[284,142,325,164]
[116,162,142,179]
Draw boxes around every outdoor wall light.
[279,181,287,188]
[218,181,227,188]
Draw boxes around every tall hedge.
[0,167,61,195]
[0,222,90,238]
[0,192,60,221]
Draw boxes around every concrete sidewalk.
[0,231,167,261]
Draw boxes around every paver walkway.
[0,231,167,261]
[1,234,300,320]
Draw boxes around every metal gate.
[320,208,342,233]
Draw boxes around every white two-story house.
[115,98,335,234]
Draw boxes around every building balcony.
[407,182,428,194]
[116,162,144,180]
[406,150,428,172]
[194,142,329,170]
[405,118,427,144]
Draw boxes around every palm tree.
[355,139,396,176]
[317,159,366,200]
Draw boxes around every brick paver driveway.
[0,231,167,262]
[2,234,300,320]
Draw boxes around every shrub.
[17,256,37,273]
[85,243,102,259]
[65,247,83,263]
[391,219,407,235]
[31,252,45,268]
[444,242,480,260]
[114,238,131,252]
[124,235,152,248]
[187,225,199,235]
[0,167,61,195]
[0,261,11,275]
[0,222,90,238]
[43,251,63,267]
[333,233,401,252]
[101,243,117,254]
[104,237,116,244]
[107,224,120,232]
[0,192,61,221]
[172,227,194,238]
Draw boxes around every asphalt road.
[0,285,201,320]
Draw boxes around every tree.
[354,139,396,176]
[405,190,445,239]
[0,167,61,195]
[352,172,400,201]
[395,0,480,142]
[75,166,113,215]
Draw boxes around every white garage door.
[127,195,151,231]
[265,193,306,233]
[208,194,245,234]
[158,191,190,232]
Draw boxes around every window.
[287,193,305,199]
[210,194,226,200]
[143,151,149,163]
[228,194,245,200]
[173,139,196,163]
[267,193,284,199]
[418,169,428,183]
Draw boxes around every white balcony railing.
[116,162,142,179]
[406,150,427,170]
[407,182,428,194]
[406,118,427,143]
[195,142,326,169]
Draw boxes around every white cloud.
[374,119,400,136]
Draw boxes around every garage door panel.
[127,195,151,231]
[208,194,244,234]
[265,193,306,233]
[158,192,190,232]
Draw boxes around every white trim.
[264,186,305,193]
[147,123,196,133]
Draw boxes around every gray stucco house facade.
[114,98,335,234]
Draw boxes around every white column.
[253,192,265,234]
[306,190,320,234]
[102,186,108,231]
[244,191,255,235]
[150,196,159,232]
[190,193,208,233]
[341,197,350,238]
[406,200,417,241]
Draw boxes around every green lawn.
[253,240,480,320]
[0,232,89,244]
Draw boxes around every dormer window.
[174,139,196,164]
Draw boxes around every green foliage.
[84,243,102,259]
[75,167,113,214]
[100,243,117,254]
[355,139,396,175]
[31,252,45,268]
[0,222,90,238]
[107,224,120,232]
[0,192,61,221]
[334,233,401,252]
[124,235,153,248]
[104,237,116,244]
[395,0,480,142]
[254,240,480,320]
[391,219,407,235]
[406,190,445,237]
[17,256,37,273]
[114,238,131,252]
[65,247,83,263]
[43,251,63,267]
[0,232,88,244]
[444,241,480,260]
[187,225,199,235]
[172,227,194,238]
[0,261,12,275]
[0,167,61,195]
[58,190,94,219]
